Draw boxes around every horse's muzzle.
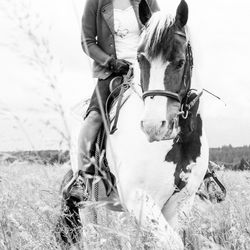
[141,120,174,142]
[141,118,179,142]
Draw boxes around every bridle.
[142,90,181,102]
[141,31,196,118]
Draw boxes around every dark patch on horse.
[139,24,187,93]
[145,24,176,61]
[144,16,187,62]
[165,94,202,192]
[138,53,151,92]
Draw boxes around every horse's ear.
[176,0,188,27]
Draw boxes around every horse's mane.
[143,11,190,61]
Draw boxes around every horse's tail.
[54,169,82,247]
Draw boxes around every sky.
[0,0,250,151]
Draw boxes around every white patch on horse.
[148,58,169,91]
[140,58,173,141]
[142,59,169,119]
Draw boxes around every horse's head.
[138,0,193,142]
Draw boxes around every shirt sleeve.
[81,0,112,67]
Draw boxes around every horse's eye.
[176,59,185,69]
[137,53,150,65]
[137,53,144,63]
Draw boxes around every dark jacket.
[81,0,160,79]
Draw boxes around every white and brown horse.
[58,1,208,249]
[106,0,208,247]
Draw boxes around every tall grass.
[0,1,249,249]
[185,171,250,250]
[0,163,66,249]
[0,164,249,249]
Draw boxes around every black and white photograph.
[0,0,249,249]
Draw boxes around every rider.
[69,0,160,201]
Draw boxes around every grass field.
[0,163,249,250]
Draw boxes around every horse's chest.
[130,160,177,206]
[108,136,177,207]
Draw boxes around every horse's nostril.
[169,120,174,130]
[141,120,166,129]
[141,121,144,129]
[161,121,166,127]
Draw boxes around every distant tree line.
[210,145,250,171]
[1,145,250,170]
[0,150,70,165]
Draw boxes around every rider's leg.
[65,111,102,202]
[77,111,102,170]
[68,74,116,201]
[77,76,124,170]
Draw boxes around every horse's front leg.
[163,137,209,231]
[162,187,196,232]
[162,162,207,231]
[124,189,184,250]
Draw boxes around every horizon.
[1,144,250,153]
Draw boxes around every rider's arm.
[81,0,112,68]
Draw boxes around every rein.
[107,67,134,134]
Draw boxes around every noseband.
[142,90,181,102]
[142,31,193,106]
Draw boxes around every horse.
[57,1,209,249]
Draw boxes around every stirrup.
[62,171,88,201]
[62,172,79,199]
[69,175,89,202]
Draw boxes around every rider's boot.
[68,111,103,202]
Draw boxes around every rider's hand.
[108,57,131,75]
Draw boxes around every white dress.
[113,6,140,64]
